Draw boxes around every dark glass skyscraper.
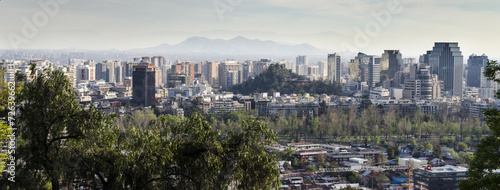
[467,54,488,88]
[429,42,463,97]
[133,65,156,107]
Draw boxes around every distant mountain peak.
[144,36,326,55]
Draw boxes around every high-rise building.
[241,61,253,82]
[151,56,165,67]
[327,53,341,83]
[419,50,432,64]
[115,61,123,85]
[133,65,156,107]
[203,61,218,86]
[296,55,308,75]
[356,53,380,89]
[317,61,328,77]
[428,42,464,97]
[95,62,106,81]
[105,60,116,83]
[403,64,442,100]
[467,54,488,88]
[381,50,403,79]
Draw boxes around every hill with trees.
[231,64,342,95]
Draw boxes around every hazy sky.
[1,0,499,58]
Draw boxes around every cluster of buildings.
[271,142,480,190]
[1,42,499,118]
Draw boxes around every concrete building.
[428,42,464,97]
[296,55,308,75]
[218,60,241,89]
[318,61,328,77]
[381,50,403,79]
[76,65,95,83]
[167,73,189,88]
[203,61,218,86]
[403,64,442,100]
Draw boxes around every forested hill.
[231,64,342,95]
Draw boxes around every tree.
[424,141,433,151]
[433,144,443,160]
[0,67,21,174]
[461,60,500,189]
[283,161,292,171]
[457,142,468,150]
[12,67,112,189]
[306,164,318,172]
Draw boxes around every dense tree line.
[231,64,342,95]
[2,67,280,189]
[264,104,487,144]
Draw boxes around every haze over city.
[1,0,500,59]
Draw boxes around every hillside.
[231,64,342,95]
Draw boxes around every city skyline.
[1,0,499,59]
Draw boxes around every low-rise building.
[414,165,468,190]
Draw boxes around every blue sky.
[1,0,499,58]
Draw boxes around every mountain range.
[137,36,327,56]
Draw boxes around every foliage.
[424,141,433,151]
[457,152,474,164]
[457,142,468,150]
[12,68,102,189]
[4,66,281,189]
[232,64,342,95]
[306,164,318,172]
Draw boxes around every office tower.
[381,50,403,79]
[403,64,442,100]
[218,60,240,89]
[133,65,156,107]
[467,54,488,88]
[328,53,341,83]
[76,65,95,83]
[419,51,432,64]
[356,53,379,89]
[318,61,328,77]
[428,42,463,97]
[296,55,308,75]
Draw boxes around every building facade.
[133,65,156,107]
[428,42,464,97]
